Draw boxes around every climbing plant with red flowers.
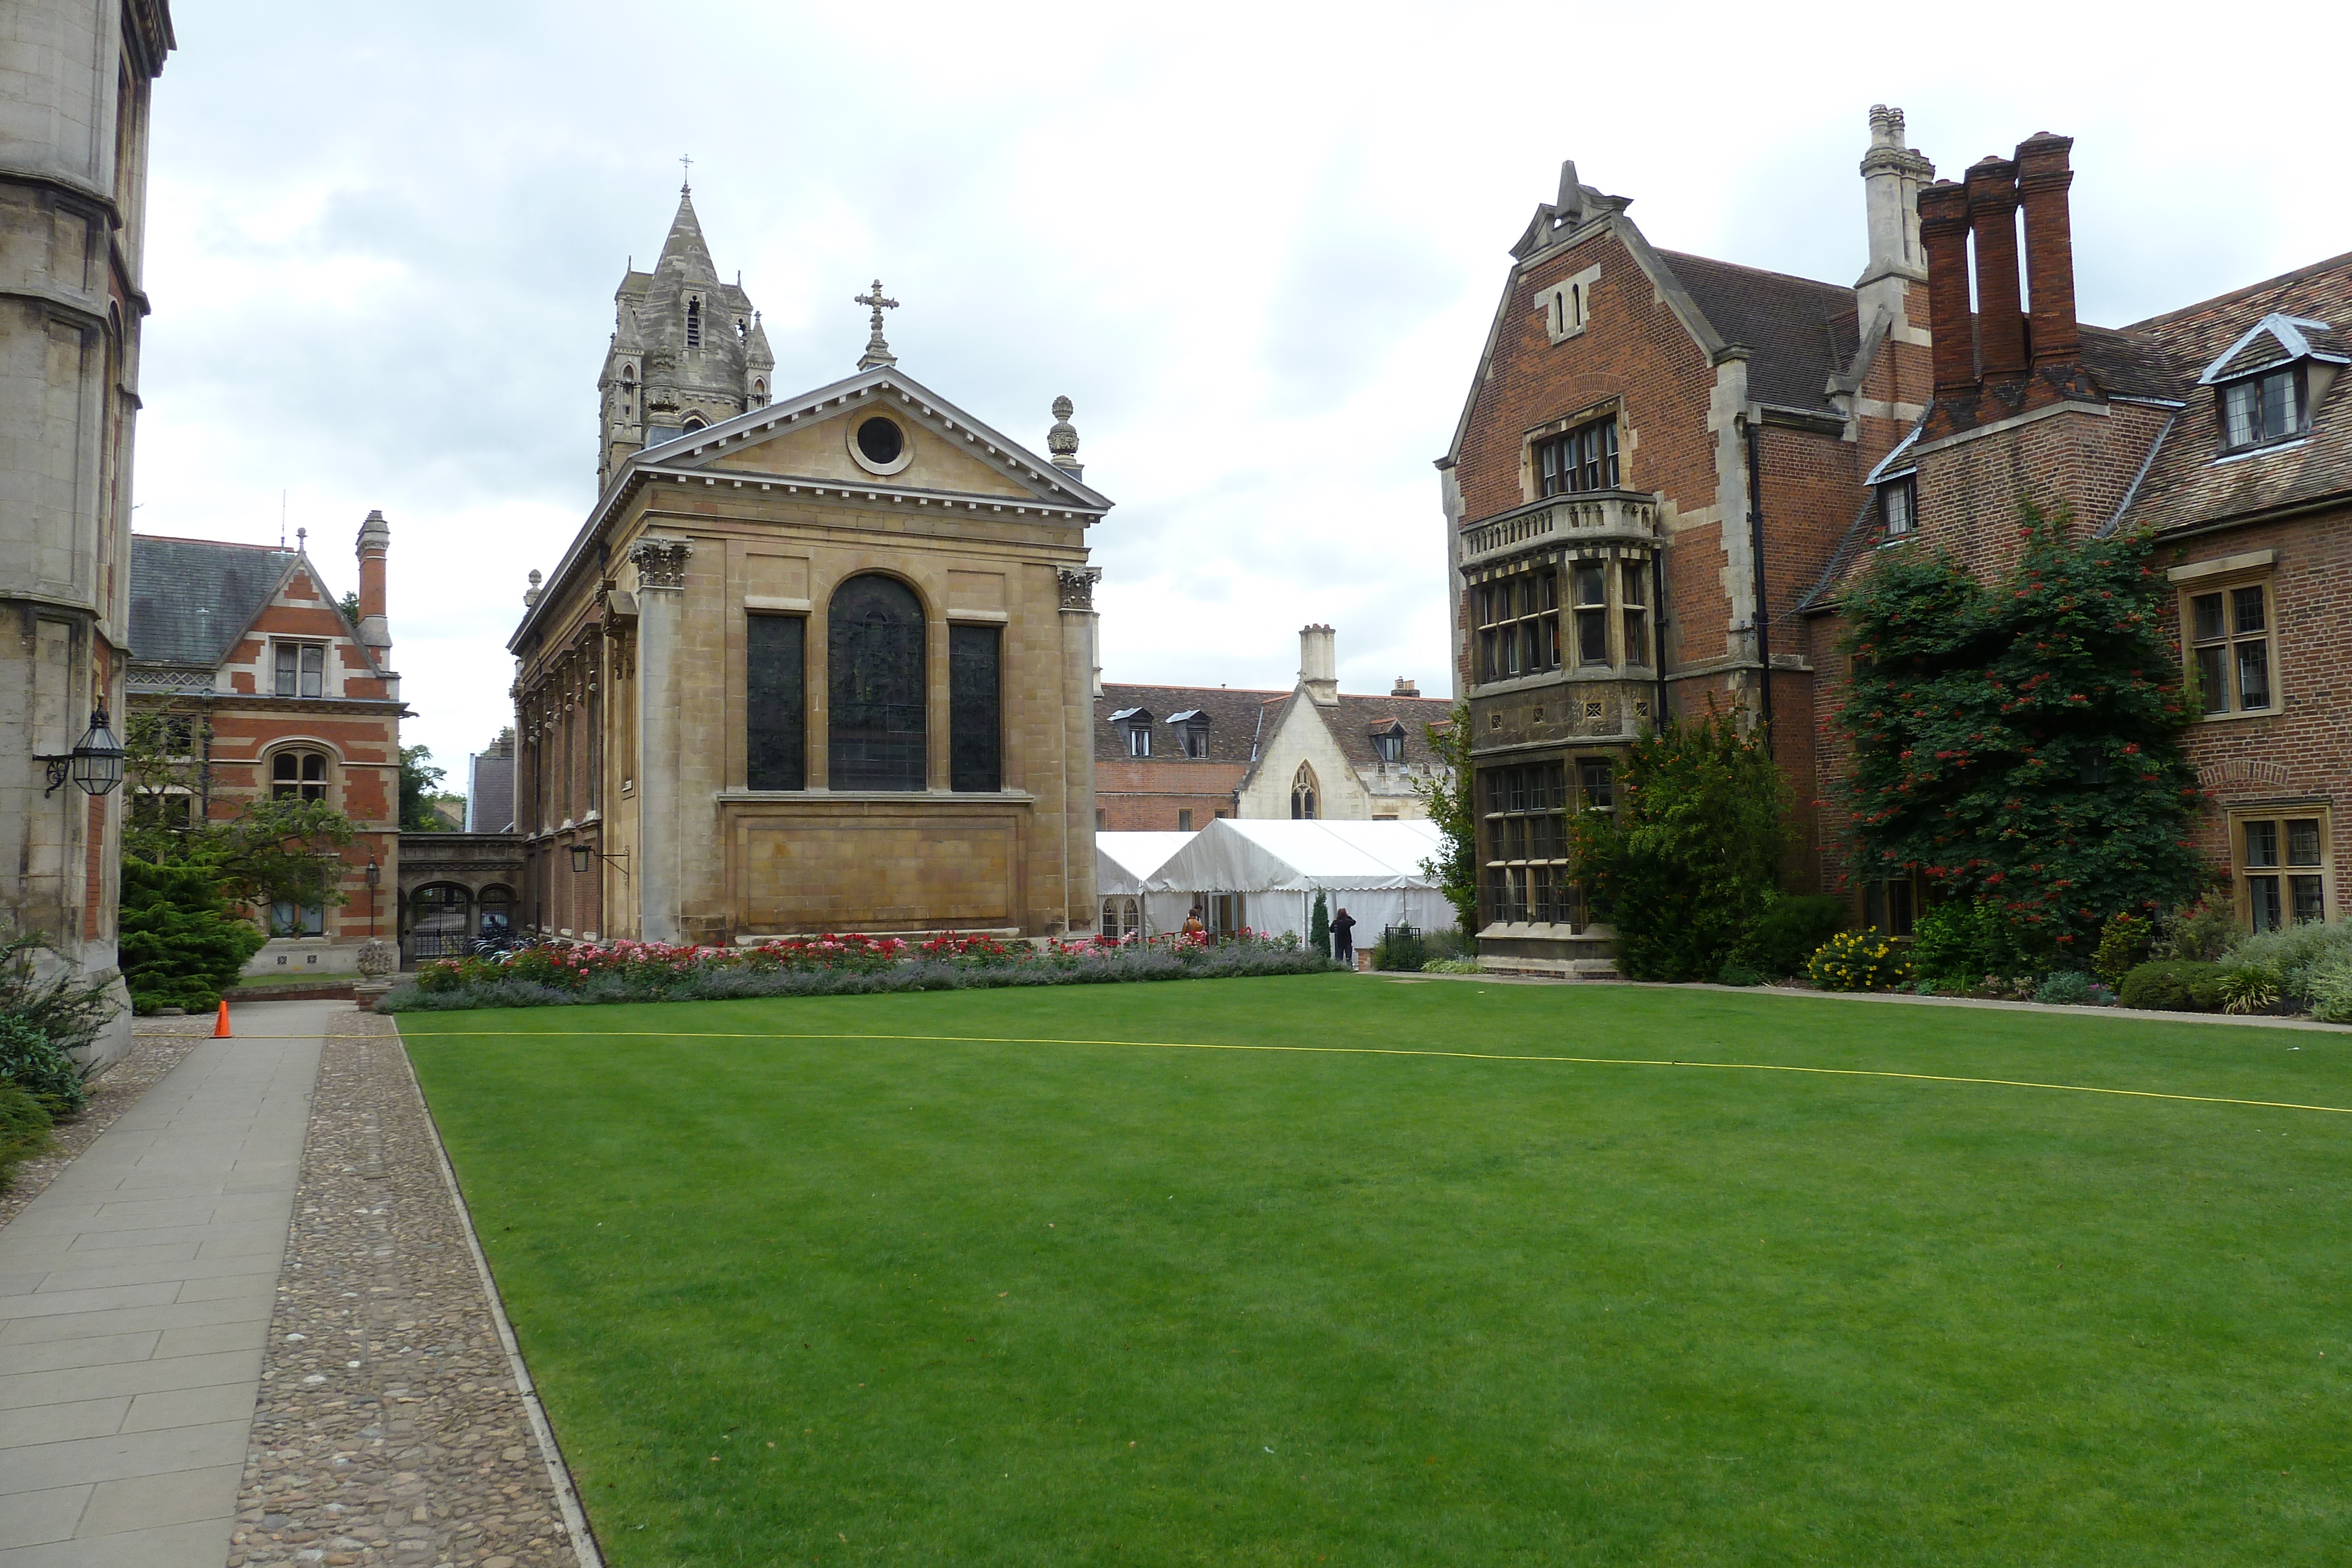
[1836,508,2207,958]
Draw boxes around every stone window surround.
[2225,801,2333,931]
[2169,551,2280,723]
[1518,395,1624,505]
[1540,262,1602,345]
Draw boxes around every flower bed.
[380,930,1333,1013]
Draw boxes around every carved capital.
[630,537,692,591]
[1056,566,1101,611]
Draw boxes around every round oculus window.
[856,416,904,464]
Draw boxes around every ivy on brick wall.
[1838,508,2207,958]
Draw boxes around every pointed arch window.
[1290,762,1318,820]
[686,298,703,349]
[828,574,926,791]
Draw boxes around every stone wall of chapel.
[514,480,1096,942]
[1238,701,1360,820]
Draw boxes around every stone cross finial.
[679,152,693,192]
[854,279,899,368]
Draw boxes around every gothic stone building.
[1802,133,2351,934]
[1441,107,1936,973]
[512,189,1110,944]
[1,0,173,1064]
[1095,626,1452,830]
[125,517,407,973]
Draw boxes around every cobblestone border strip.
[0,1017,213,1229]
[232,1012,596,1568]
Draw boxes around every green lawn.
[399,977,2352,1566]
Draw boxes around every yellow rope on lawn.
[363,1028,2352,1119]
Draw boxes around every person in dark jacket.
[1331,907,1357,966]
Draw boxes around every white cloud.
[132,0,2352,778]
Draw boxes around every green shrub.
[1736,895,1848,979]
[0,934,119,1066]
[0,1077,51,1191]
[2152,899,2238,963]
[2032,971,2103,1007]
[1309,892,1331,961]
[2216,964,2282,1016]
[1422,958,1482,975]
[1910,898,2035,989]
[1420,928,1475,964]
[1806,929,1912,992]
[2310,953,2352,1026]
[0,1014,88,1118]
[1568,708,1790,982]
[2092,912,2153,987]
[2117,959,2226,1013]
[2221,921,2352,1011]
[1717,960,1764,987]
[119,859,266,1015]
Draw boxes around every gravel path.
[0,1013,213,1228]
[229,1011,596,1568]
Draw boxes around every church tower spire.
[596,177,770,493]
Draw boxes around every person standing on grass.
[1331,907,1357,967]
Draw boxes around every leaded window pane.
[828,574,926,791]
[2236,639,2271,710]
[2233,586,2266,636]
[2249,875,2282,932]
[2291,876,2325,924]
[2287,819,2322,867]
[2195,646,2229,714]
[950,624,1001,792]
[746,613,806,791]
[275,644,298,695]
[2245,820,2278,869]
[2223,380,2257,447]
[2192,592,2224,643]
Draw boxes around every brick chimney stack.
[1965,157,2028,380]
[2014,132,2082,367]
[1918,180,1976,398]
[1298,624,1338,707]
[354,509,391,658]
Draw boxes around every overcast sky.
[132,1,2351,787]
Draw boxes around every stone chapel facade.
[512,189,1111,945]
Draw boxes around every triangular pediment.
[2199,312,2349,386]
[627,366,1111,516]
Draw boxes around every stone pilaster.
[631,538,691,942]
[1057,567,1101,934]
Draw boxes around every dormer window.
[2220,367,2302,450]
[1167,710,1211,759]
[2199,312,2345,456]
[1879,474,1917,539]
[1371,723,1405,764]
[1110,707,1152,757]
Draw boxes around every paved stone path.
[0,1000,329,1563]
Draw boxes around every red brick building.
[1439,107,1936,971]
[125,516,407,974]
[1800,133,2351,933]
[1095,628,1455,830]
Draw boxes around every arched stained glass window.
[1291,762,1318,820]
[828,574,926,791]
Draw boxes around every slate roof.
[128,535,302,666]
[1655,251,1859,413]
[1314,691,1460,773]
[1095,684,1285,764]
[2112,250,2352,535]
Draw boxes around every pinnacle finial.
[854,279,900,369]
[679,152,693,193]
[1047,396,1081,473]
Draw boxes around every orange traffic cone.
[212,999,232,1038]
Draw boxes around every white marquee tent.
[1095,832,1195,939]
[1139,818,1453,941]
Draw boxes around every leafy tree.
[203,797,357,913]
[339,589,362,626]
[118,860,268,1014]
[120,704,211,864]
[1409,704,1478,937]
[1567,707,1790,981]
[1837,508,2204,962]
[400,744,451,831]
